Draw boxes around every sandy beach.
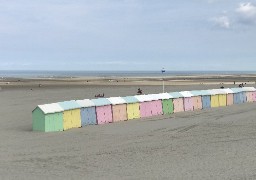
[1,75,256,179]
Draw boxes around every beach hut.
[230,88,244,104]
[157,93,174,115]
[222,89,234,106]
[190,90,203,111]
[107,97,127,122]
[58,100,82,131]
[32,103,64,132]
[208,89,221,108]
[169,92,184,113]
[76,99,97,126]
[148,94,165,115]
[200,90,212,109]
[242,87,256,102]
[135,94,162,118]
[180,91,194,111]
[214,89,227,107]
[122,96,140,120]
[91,98,112,125]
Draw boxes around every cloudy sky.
[0,0,256,71]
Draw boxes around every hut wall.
[162,99,174,115]
[226,94,233,106]
[246,92,253,102]
[218,94,227,107]
[252,92,256,102]
[211,95,219,108]
[202,96,211,109]
[173,98,184,113]
[32,108,45,132]
[140,102,152,118]
[63,109,81,130]
[127,103,140,120]
[150,100,163,116]
[80,107,97,126]
[112,104,127,122]
[96,105,113,125]
[184,97,193,111]
[192,96,202,110]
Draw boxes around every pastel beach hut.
[107,97,127,122]
[230,88,244,104]
[134,95,151,118]
[158,93,174,115]
[122,96,140,120]
[169,92,184,113]
[208,89,220,108]
[242,87,256,102]
[91,98,113,125]
[147,94,164,115]
[189,90,203,111]
[32,103,64,132]
[200,90,211,109]
[76,99,97,126]
[58,100,82,131]
[214,89,227,107]
[180,91,194,111]
[222,88,234,106]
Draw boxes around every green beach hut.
[32,103,64,132]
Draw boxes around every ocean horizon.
[0,70,256,78]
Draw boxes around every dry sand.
[1,76,256,179]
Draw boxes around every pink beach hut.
[107,97,127,122]
[242,87,256,102]
[91,98,112,125]
[135,94,162,118]
[169,92,184,113]
[222,88,234,106]
[180,91,194,111]
[189,90,203,111]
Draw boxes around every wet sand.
[1,76,256,179]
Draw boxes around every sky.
[0,0,256,71]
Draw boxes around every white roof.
[208,89,226,95]
[37,103,64,114]
[221,88,234,94]
[107,97,126,105]
[152,93,173,100]
[135,95,154,102]
[179,91,193,97]
[76,99,95,107]
[242,87,256,92]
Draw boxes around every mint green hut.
[32,103,64,132]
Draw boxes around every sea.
[0,70,256,78]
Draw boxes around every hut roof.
[221,88,234,94]
[58,100,81,110]
[152,93,173,100]
[242,87,256,92]
[36,103,64,114]
[76,99,95,108]
[230,88,243,93]
[169,92,184,98]
[200,90,212,96]
[190,90,204,96]
[121,96,139,103]
[107,97,126,105]
[91,98,111,106]
[134,95,154,102]
[180,91,194,97]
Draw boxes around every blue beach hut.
[76,99,97,126]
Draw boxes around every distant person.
[137,88,142,95]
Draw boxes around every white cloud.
[212,15,231,29]
[236,2,256,24]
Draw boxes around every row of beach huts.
[32,87,256,132]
